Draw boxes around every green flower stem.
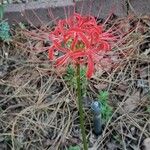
[76,64,88,150]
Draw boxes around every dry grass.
[0,13,150,150]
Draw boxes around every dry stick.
[76,64,88,150]
[120,122,127,150]
[137,120,149,149]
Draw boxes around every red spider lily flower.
[48,13,115,78]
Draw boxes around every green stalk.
[76,63,88,150]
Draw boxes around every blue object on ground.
[91,101,102,135]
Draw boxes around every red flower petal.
[86,55,94,78]
[53,41,68,52]
[78,32,90,47]
[55,54,69,66]
[68,28,83,33]
[48,12,116,78]
[71,34,78,50]
[71,51,86,59]
[101,41,111,50]
[97,41,110,51]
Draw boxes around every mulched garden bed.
[0,4,150,150]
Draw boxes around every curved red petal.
[64,33,73,42]
[53,41,68,52]
[55,54,69,66]
[97,41,110,51]
[86,55,94,78]
[71,51,86,59]
[102,41,111,50]
[48,12,116,76]
[58,20,66,34]
[78,32,90,47]
[71,34,78,50]
[68,28,82,33]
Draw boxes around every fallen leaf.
[94,83,108,90]
[119,91,140,113]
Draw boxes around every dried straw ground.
[0,7,150,150]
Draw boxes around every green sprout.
[64,65,87,96]
[68,145,80,150]
[0,21,11,41]
[98,91,113,123]
[0,4,11,41]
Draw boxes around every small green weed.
[0,4,11,41]
[98,91,113,123]
[0,21,11,41]
[68,145,80,150]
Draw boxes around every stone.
[4,0,74,26]
[75,0,127,18]
[129,0,150,16]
